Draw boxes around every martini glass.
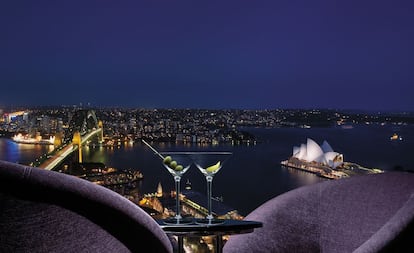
[142,140,193,224]
[191,151,232,224]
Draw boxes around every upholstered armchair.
[223,171,414,253]
[0,160,173,253]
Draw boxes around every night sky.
[1,1,413,111]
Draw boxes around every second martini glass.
[191,151,232,224]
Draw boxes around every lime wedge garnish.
[206,161,221,173]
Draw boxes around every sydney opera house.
[281,138,383,179]
[292,138,344,168]
[281,138,346,179]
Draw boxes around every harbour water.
[1,124,413,216]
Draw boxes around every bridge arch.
[38,109,103,170]
[66,110,100,142]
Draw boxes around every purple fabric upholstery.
[0,160,173,253]
[223,172,414,253]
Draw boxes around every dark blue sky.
[1,1,413,111]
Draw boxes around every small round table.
[157,219,263,253]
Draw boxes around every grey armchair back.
[0,160,173,253]
[223,171,414,253]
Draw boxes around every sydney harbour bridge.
[37,109,103,170]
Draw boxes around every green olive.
[175,165,183,171]
[163,156,172,164]
[169,160,177,169]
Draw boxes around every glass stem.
[206,175,213,220]
[174,176,182,220]
[174,176,181,220]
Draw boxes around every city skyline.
[1,1,413,111]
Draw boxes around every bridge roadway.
[38,128,102,170]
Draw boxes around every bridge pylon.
[72,131,83,163]
[98,120,104,143]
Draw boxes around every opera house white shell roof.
[292,138,343,168]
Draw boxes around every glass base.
[163,217,194,225]
[195,218,225,225]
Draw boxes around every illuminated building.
[156,182,163,197]
[292,138,343,168]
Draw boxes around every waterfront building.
[141,187,243,221]
[181,190,244,220]
[282,138,382,179]
[292,138,343,168]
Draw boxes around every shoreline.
[281,158,383,180]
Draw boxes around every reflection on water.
[83,145,107,165]
[0,138,53,165]
[281,165,328,186]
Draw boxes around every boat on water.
[390,133,403,141]
[12,133,55,145]
[340,124,354,129]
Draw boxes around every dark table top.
[156,218,263,236]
